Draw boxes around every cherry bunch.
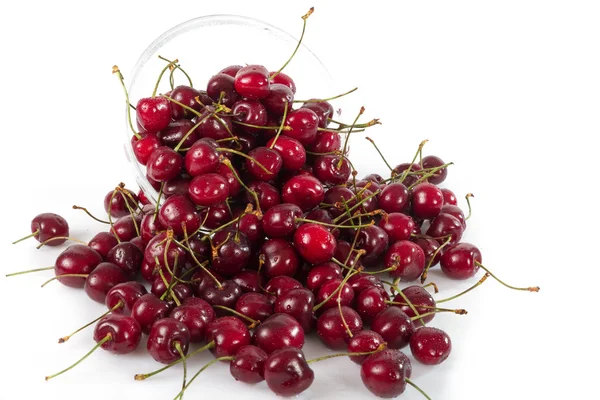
[7,8,539,399]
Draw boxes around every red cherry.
[93,314,142,355]
[147,318,190,364]
[211,231,251,276]
[385,240,426,281]
[54,244,103,288]
[254,313,304,354]
[88,232,118,259]
[262,203,302,238]
[245,181,280,212]
[371,307,415,349]
[264,276,303,301]
[281,175,324,211]
[421,155,448,185]
[216,162,242,198]
[378,183,410,213]
[185,140,220,176]
[232,99,267,134]
[355,286,389,324]
[284,108,319,145]
[263,84,293,116]
[28,213,69,246]
[105,282,147,316]
[411,182,444,219]
[136,97,171,132]
[293,223,336,264]
[301,101,333,128]
[412,236,443,268]
[158,194,200,236]
[169,299,215,343]
[379,213,416,242]
[347,330,386,365]
[188,173,230,207]
[205,316,252,358]
[305,262,342,293]
[441,188,458,205]
[260,238,300,278]
[269,71,296,93]
[316,306,363,349]
[146,146,183,182]
[361,349,411,398]
[440,242,482,280]
[84,262,128,303]
[219,65,243,77]
[131,293,172,334]
[392,163,422,187]
[246,147,282,181]
[169,85,204,120]
[308,130,341,154]
[274,288,315,333]
[394,285,437,325]
[264,347,314,397]
[316,278,354,311]
[158,120,198,149]
[131,133,160,165]
[235,292,273,322]
[230,345,268,384]
[234,65,270,99]
[410,326,452,365]
[267,136,306,171]
[313,154,351,186]
[206,74,239,107]
[426,213,464,245]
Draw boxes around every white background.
[0,1,598,399]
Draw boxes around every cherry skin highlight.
[293,223,336,264]
[410,326,452,365]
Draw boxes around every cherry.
[316,278,354,311]
[136,97,172,132]
[379,213,415,243]
[205,316,252,358]
[111,215,141,242]
[219,65,243,77]
[263,84,294,116]
[245,181,280,212]
[301,100,333,128]
[201,280,242,313]
[281,175,324,211]
[421,155,448,185]
[158,120,198,149]
[54,244,103,288]
[107,242,143,277]
[237,213,264,249]
[410,327,452,365]
[232,99,268,134]
[104,189,138,219]
[84,262,128,303]
[131,293,172,334]
[412,236,443,268]
[308,130,341,154]
[304,209,338,238]
[131,133,160,165]
[441,188,458,205]
[188,173,230,207]
[142,231,187,281]
[411,182,444,219]
[140,213,163,244]
[146,146,183,182]
[88,232,118,259]
[356,225,389,266]
[235,292,273,322]
[347,330,386,365]
[260,238,300,278]
[184,139,220,176]
[284,108,319,145]
[440,242,481,280]
[267,136,306,171]
[439,204,466,227]
[264,347,314,397]
[151,275,192,304]
[163,176,190,198]
[378,183,410,213]
[264,276,303,301]
[262,203,302,238]
[254,313,305,354]
[14,213,70,247]
[211,230,251,276]
[426,213,464,245]
[392,162,422,187]
[371,307,414,349]
[313,154,351,186]
[274,288,315,332]
[234,65,270,99]
[168,298,216,343]
[198,202,233,229]
[394,286,437,325]
[323,186,355,218]
[233,270,263,293]
[191,269,224,297]
[360,349,411,398]
[384,240,426,281]
[147,318,190,364]
[106,281,147,315]
[246,147,282,181]
[306,262,342,293]
[355,286,389,324]
[334,240,363,270]
[198,109,235,141]
[269,71,296,93]
[230,345,268,384]
[206,73,239,107]
[216,162,243,197]
[316,306,363,350]
[130,236,145,252]
[348,273,385,295]
[169,85,204,119]
[293,223,336,264]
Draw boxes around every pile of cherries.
[8,9,539,399]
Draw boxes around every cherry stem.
[268,101,289,149]
[475,262,540,292]
[173,341,187,398]
[397,139,428,183]
[423,282,439,293]
[409,309,466,320]
[337,106,364,169]
[437,273,491,303]
[59,301,123,343]
[135,341,215,381]
[220,158,262,216]
[294,217,374,229]
[405,378,432,400]
[420,235,452,284]
[407,162,454,190]
[35,236,86,249]
[212,305,259,327]
[41,274,88,288]
[112,66,141,139]
[231,120,290,132]
[365,137,392,172]
[152,58,178,98]
[6,266,53,277]
[154,182,165,224]
[382,280,426,327]
[360,265,398,275]
[307,343,387,364]
[169,102,213,152]
[158,266,181,306]
[294,87,358,104]
[271,7,314,79]
[332,189,381,224]
[158,55,193,88]
[328,117,381,129]
[174,356,234,400]
[313,250,364,313]
[465,193,474,220]
[385,301,468,315]
[72,205,110,224]
[107,188,120,243]
[216,148,271,174]
[12,230,39,245]
[336,251,364,338]
[179,227,222,289]
[45,333,111,381]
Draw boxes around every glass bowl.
[124,14,346,204]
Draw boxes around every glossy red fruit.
[206,73,239,107]
[316,279,354,311]
[263,84,293,116]
[347,330,386,365]
[136,97,171,132]
[441,188,458,205]
[384,240,426,281]
[230,345,268,384]
[281,175,324,211]
[103,189,138,219]
[93,314,142,354]
[361,349,411,398]
[371,307,414,349]
[29,213,69,246]
[158,120,198,149]
[285,108,319,145]
[394,286,437,325]
[440,242,481,280]
[264,276,303,302]
[293,223,336,264]
[410,327,452,365]
[262,203,302,238]
[105,282,147,315]
[211,231,251,276]
[316,306,363,349]
[233,270,263,293]
[378,183,410,213]
[274,288,315,333]
[54,245,103,288]
[308,130,341,154]
[147,318,190,364]
[169,85,204,120]
[267,136,306,171]
[305,262,342,293]
[245,181,280,212]
[264,347,314,397]
[198,202,233,230]
[132,133,160,165]
[355,286,389,324]
[234,65,270,99]
[313,154,351,186]
[146,146,183,182]
[411,182,444,219]
[348,273,384,295]
[111,215,141,243]
[151,276,192,306]
[356,225,389,266]
[219,65,243,77]
[131,293,172,334]
[185,140,220,176]
[158,195,200,236]
[412,236,443,268]
[216,162,242,198]
[426,213,464,245]
[269,71,296,93]
[379,213,415,243]
[88,232,118,259]
[246,147,282,181]
[301,101,333,128]
[235,292,273,322]
[84,262,128,303]
[392,162,422,187]
[205,316,252,358]
[260,239,300,278]
[188,173,229,207]
[421,155,448,185]
[254,313,304,354]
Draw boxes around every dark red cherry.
[142,232,187,281]
[348,273,385,295]
[333,240,362,270]
[237,213,264,249]
[316,306,363,350]
[140,213,163,245]
[246,147,282,181]
[169,299,215,343]
[361,349,411,398]
[281,175,324,211]
[355,286,389,324]
[440,242,481,280]
[304,209,338,238]
[216,162,242,198]
[54,244,103,288]
[146,146,183,182]
[201,280,242,313]
[316,278,354,311]
[308,130,341,154]
[206,73,239,107]
[131,293,172,334]
[392,162,422,187]
[347,330,386,365]
[158,120,198,149]
[378,183,410,214]
[263,84,293,116]
[211,231,251,276]
[198,109,235,141]
[136,97,171,132]
[245,181,280,212]
[301,101,333,128]
[313,154,351,186]
[260,238,300,278]
[269,71,296,93]
[262,203,302,238]
[410,326,452,365]
[84,262,128,303]
[88,232,118,259]
[147,318,190,364]
[232,99,268,134]
[111,215,141,242]
[235,292,273,322]
[264,276,303,301]
[132,133,160,166]
[293,223,336,264]
[394,286,436,325]
[198,202,233,230]
[274,288,315,333]
[411,182,444,219]
[163,176,190,199]
[306,262,342,293]
[93,314,142,355]
[379,213,415,243]
[421,155,448,185]
[188,173,229,207]
[371,307,414,349]
[205,316,252,358]
[170,85,204,120]
[254,313,304,354]
[190,269,224,297]
[234,65,270,99]
[185,140,220,177]
[105,281,147,315]
[356,225,389,266]
[439,204,466,227]
[323,186,356,218]
[158,195,200,237]
[284,108,319,146]
[264,347,314,397]
[267,136,306,171]
[441,188,458,205]
[385,240,426,281]
[412,236,442,268]
[103,189,138,219]
[26,213,69,246]
[150,275,192,305]
[426,213,464,245]
[233,270,263,293]
[230,345,268,384]
[219,65,243,77]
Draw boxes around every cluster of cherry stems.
[8,9,539,399]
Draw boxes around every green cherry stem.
[405,378,432,400]
[135,341,216,381]
[12,230,39,245]
[220,158,262,216]
[407,162,454,191]
[436,273,490,304]
[475,262,540,292]
[41,274,89,288]
[35,236,86,249]
[72,205,110,224]
[465,193,474,220]
[365,137,393,172]
[158,55,193,88]
[45,334,112,381]
[59,301,123,343]
[5,266,53,277]
[385,301,468,315]
[306,343,387,363]
[212,305,259,327]
[271,7,314,79]
[173,356,235,400]
[112,65,141,139]
[294,217,375,229]
[173,341,187,399]
[397,139,428,183]
[216,148,271,174]
[293,87,358,103]
[268,101,289,149]
[152,59,178,97]
[337,106,364,169]
[420,235,452,284]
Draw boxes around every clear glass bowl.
[124,14,345,204]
